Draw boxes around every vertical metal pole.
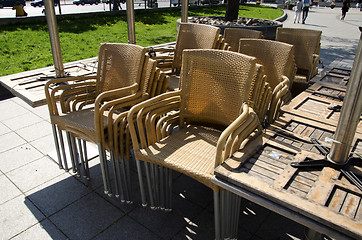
[44,0,65,78]
[126,0,136,44]
[327,32,362,164]
[181,0,188,22]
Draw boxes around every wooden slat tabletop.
[214,133,362,239]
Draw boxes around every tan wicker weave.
[149,23,221,90]
[238,39,296,123]
[127,49,262,239]
[45,43,169,200]
[223,28,264,52]
[276,27,322,95]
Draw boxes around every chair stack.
[275,27,322,96]
[238,39,297,124]
[45,43,169,202]
[148,23,221,90]
[127,49,263,239]
[223,28,264,52]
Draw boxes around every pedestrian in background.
[302,0,310,24]
[294,0,303,23]
[341,0,351,20]
[12,2,27,17]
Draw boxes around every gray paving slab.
[6,156,64,192]
[92,215,161,240]
[0,174,23,205]
[0,131,27,153]
[49,192,124,240]
[0,143,43,173]
[26,173,92,217]
[0,195,46,239]
[11,219,68,240]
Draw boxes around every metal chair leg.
[58,129,68,171]
[119,158,130,203]
[70,137,81,177]
[77,138,87,178]
[166,167,172,211]
[123,158,132,203]
[144,162,155,209]
[214,191,221,240]
[66,132,77,173]
[97,142,112,196]
[51,124,63,169]
[136,160,147,207]
[110,152,121,199]
[82,140,90,179]
[160,166,165,210]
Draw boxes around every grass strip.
[0,4,283,76]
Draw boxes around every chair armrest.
[215,103,262,167]
[94,83,144,143]
[268,76,289,123]
[128,91,181,151]
[45,75,97,117]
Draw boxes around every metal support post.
[44,0,65,78]
[126,0,136,44]
[327,32,362,164]
[181,0,188,22]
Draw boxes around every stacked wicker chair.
[148,22,221,90]
[275,27,322,96]
[238,39,297,124]
[127,49,263,239]
[45,43,169,202]
[223,28,264,52]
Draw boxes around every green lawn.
[0,4,283,77]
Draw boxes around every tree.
[225,0,241,21]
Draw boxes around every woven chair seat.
[53,108,118,144]
[137,125,221,191]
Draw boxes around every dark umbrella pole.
[44,0,65,78]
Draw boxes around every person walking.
[341,0,351,20]
[302,0,310,24]
[12,2,27,17]
[294,0,303,23]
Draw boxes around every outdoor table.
[281,81,362,133]
[212,132,362,239]
[310,66,351,88]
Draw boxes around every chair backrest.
[96,43,147,94]
[179,49,256,127]
[276,28,321,75]
[173,23,221,72]
[223,28,264,52]
[238,39,295,91]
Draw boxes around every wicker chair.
[223,28,264,52]
[45,43,158,200]
[148,23,221,90]
[238,39,296,124]
[275,27,322,96]
[127,49,262,239]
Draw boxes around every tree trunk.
[225,0,239,21]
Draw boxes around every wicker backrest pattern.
[173,23,221,71]
[238,39,295,91]
[276,28,321,74]
[179,49,256,127]
[224,28,263,52]
[96,43,147,94]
